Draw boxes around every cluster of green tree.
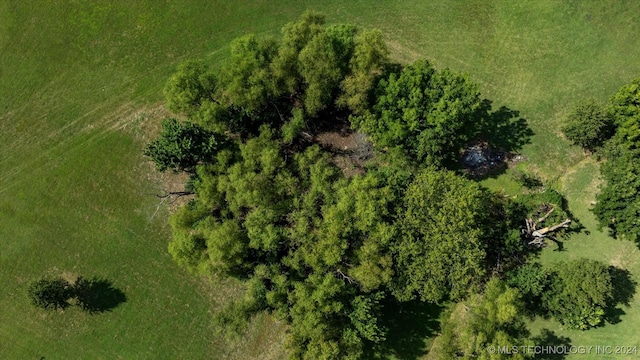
[28,276,126,313]
[427,259,634,359]
[505,259,634,330]
[145,13,640,359]
[562,78,640,243]
[156,11,389,144]
[144,12,551,359]
[593,79,640,243]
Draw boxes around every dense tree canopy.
[392,168,492,302]
[594,78,640,243]
[429,279,532,360]
[146,12,540,359]
[350,59,482,167]
[594,142,640,242]
[609,78,640,143]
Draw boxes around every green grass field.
[2,1,640,358]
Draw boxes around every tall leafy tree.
[222,34,279,116]
[594,78,640,243]
[271,11,325,97]
[350,59,482,167]
[339,29,389,114]
[593,141,640,243]
[610,78,640,143]
[298,31,342,115]
[164,60,218,115]
[391,168,491,302]
[505,262,551,315]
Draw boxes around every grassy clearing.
[1,1,640,358]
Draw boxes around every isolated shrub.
[542,258,613,330]
[28,277,72,310]
[561,99,615,151]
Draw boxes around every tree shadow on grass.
[363,299,444,360]
[546,236,565,252]
[460,99,534,179]
[603,266,637,325]
[532,329,572,359]
[74,277,127,314]
[478,99,534,154]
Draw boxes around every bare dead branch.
[152,190,195,204]
[335,269,355,284]
[537,207,555,224]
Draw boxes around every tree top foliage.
[593,78,640,244]
[351,59,482,167]
[392,168,492,302]
[430,278,532,360]
[561,98,615,152]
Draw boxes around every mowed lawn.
[1,1,640,359]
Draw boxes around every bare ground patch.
[315,130,372,177]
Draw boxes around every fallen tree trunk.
[532,219,571,238]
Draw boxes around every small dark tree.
[561,98,615,152]
[28,277,71,310]
[144,118,223,173]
